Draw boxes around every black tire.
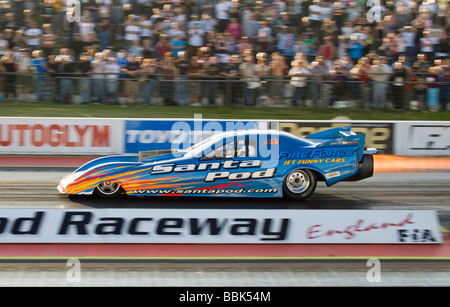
[94,181,123,198]
[283,169,317,200]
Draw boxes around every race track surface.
[0,169,448,286]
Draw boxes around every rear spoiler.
[305,126,377,161]
[304,126,354,140]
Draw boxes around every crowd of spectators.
[0,0,449,111]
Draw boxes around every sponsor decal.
[148,159,275,183]
[150,160,263,175]
[279,149,354,159]
[394,122,450,156]
[125,117,260,153]
[0,118,120,154]
[325,171,341,179]
[282,158,346,166]
[132,188,278,195]
[0,124,109,148]
[0,209,441,244]
[407,125,449,150]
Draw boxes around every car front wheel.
[94,181,123,198]
[283,169,317,200]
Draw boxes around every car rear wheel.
[283,169,317,200]
[94,181,123,198]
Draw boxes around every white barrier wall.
[0,117,449,156]
[0,209,441,244]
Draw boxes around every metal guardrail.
[0,71,448,110]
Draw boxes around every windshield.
[184,133,258,159]
[184,134,220,158]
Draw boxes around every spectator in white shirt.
[215,0,231,33]
[124,15,142,47]
[24,22,42,51]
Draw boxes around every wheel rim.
[97,181,120,195]
[286,170,310,194]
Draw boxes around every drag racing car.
[57,126,376,200]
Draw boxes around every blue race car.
[57,126,376,200]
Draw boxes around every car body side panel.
[58,128,368,198]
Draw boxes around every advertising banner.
[0,209,441,244]
[0,117,123,155]
[278,120,394,154]
[394,122,450,156]
[124,118,273,153]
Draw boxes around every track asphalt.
[0,154,448,260]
